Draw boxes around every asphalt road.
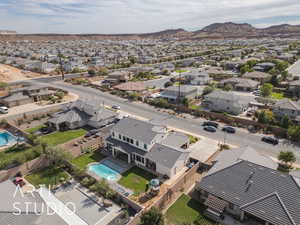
[24,78,300,163]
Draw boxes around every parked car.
[202,121,219,128]
[40,126,54,134]
[204,126,217,132]
[0,106,8,114]
[222,126,236,133]
[112,105,121,110]
[261,136,279,145]
[85,129,99,137]
[13,177,26,187]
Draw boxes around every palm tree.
[278,151,296,170]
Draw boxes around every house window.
[136,155,144,164]
[123,136,126,141]
[144,144,147,150]
[112,132,115,137]
[126,137,130,143]
[228,203,234,210]
[136,140,139,146]
[130,139,134,144]
[119,134,122,139]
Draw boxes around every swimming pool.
[0,131,18,147]
[88,163,121,181]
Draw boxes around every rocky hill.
[1,22,300,41]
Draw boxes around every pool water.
[88,163,121,181]
[0,132,18,147]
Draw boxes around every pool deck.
[0,130,20,151]
[86,157,134,197]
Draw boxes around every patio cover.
[204,195,229,213]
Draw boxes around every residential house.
[195,146,300,225]
[160,85,198,102]
[48,100,117,130]
[203,90,252,115]
[272,99,300,121]
[253,62,275,72]
[0,180,69,225]
[107,71,132,83]
[105,117,190,178]
[0,84,56,107]
[243,71,270,84]
[219,78,259,92]
[288,79,300,98]
[185,70,212,85]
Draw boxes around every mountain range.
[1,22,300,40]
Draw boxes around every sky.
[1,0,300,34]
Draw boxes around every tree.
[257,110,275,124]
[223,84,233,92]
[287,125,300,141]
[281,115,291,129]
[260,83,273,97]
[278,151,296,168]
[43,147,72,167]
[88,69,96,76]
[140,207,164,225]
[270,75,279,87]
[164,81,173,88]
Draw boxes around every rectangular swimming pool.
[88,163,121,181]
[0,131,18,147]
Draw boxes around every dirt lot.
[0,64,44,82]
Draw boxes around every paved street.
[19,78,300,163]
[288,59,300,77]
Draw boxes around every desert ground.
[0,64,43,82]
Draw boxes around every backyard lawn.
[0,144,42,170]
[166,194,216,225]
[25,166,70,187]
[38,129,87,146]
[25,124,45,134]
[175,69,188,73]
[71,151,106,169]
[118,167,156,195]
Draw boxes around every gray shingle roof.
[198,160,300,225]
[111,117,166,144]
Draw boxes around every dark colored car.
[222,126,236,133]
[40,126,54,134]
[261,136,279,145]
[204,126,217,132]
[202,121,219,128]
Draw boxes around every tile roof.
[198,160,300,225]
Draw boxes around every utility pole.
[57,48,65,80]
[178,71,181,104]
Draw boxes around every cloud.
[0,0,300,33]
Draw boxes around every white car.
[112,105,121,110]
[0,106,8,114]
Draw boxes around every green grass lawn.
[118,167,156,194]
[166,194,216,225]
[71,151,105,169]
[271,92,285,99]
[0,144,42,170]
[25,166,70,187]
[25,125,45,134]
[38,129,87,146]
[189,104,201,110]
[175,69,188,73]
[188,135,199,144]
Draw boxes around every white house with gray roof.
[272,99,300,121]
[105,117,190,178]
[196,147,300,225]
[203,90,252,115]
